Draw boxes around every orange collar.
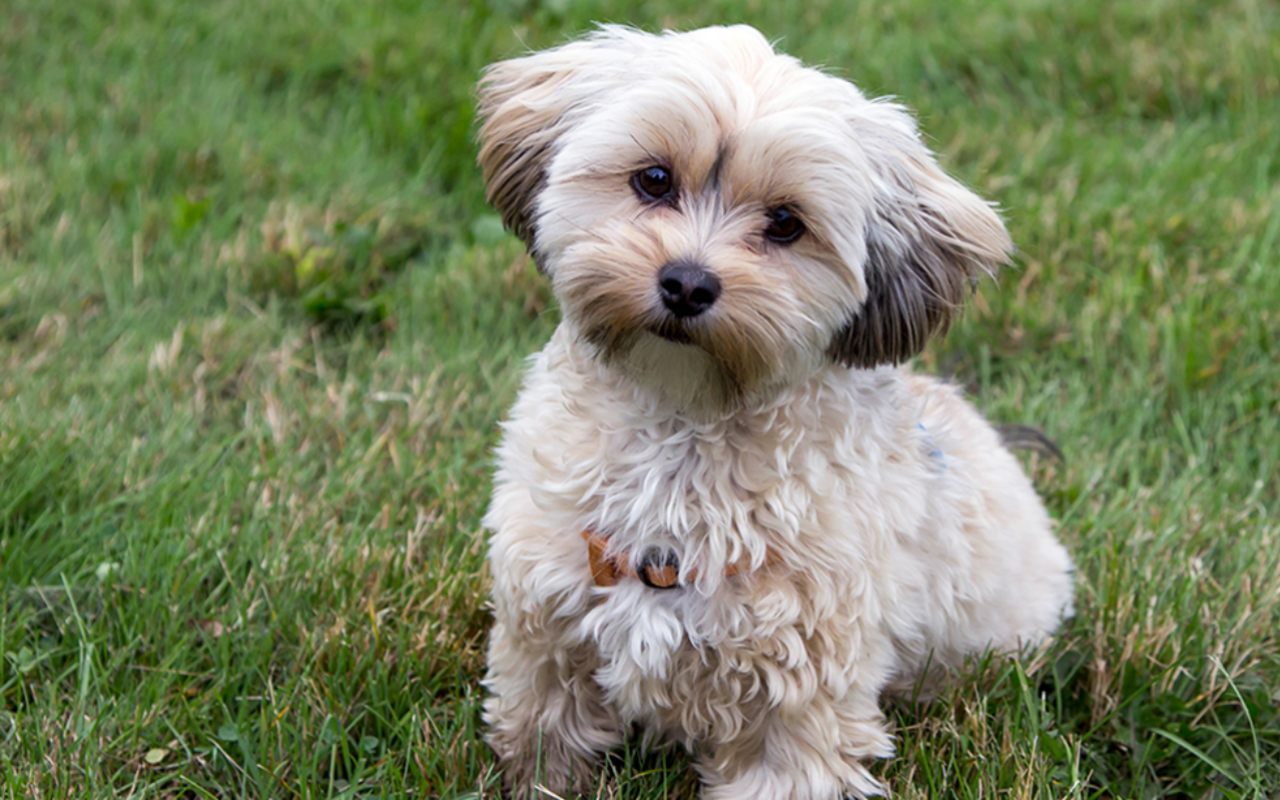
[582,530,778,589]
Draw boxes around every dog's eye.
[632,166,675,203]
[764,206,805,244]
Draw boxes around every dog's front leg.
[697,688,893,800]
[483,618,621,799]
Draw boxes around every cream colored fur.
[477,24,1074,799]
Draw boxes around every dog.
[475,24,1074,799]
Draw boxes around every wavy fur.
[476,25,1072,799]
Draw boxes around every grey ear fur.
[475,62,567,255]
[475,28,643,265]
[830,108,1013,368]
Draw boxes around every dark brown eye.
[765,206,805,244]
[632,166,674,202]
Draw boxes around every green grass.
[1,0,1276,797]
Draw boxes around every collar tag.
[582,530,780,590]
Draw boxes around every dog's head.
[477,25,1011,406]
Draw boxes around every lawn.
[1,0,1277,797]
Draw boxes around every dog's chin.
[576,311,702,358]
[613,330,739,415]
[646,321,694,345]
[573,309,815,416]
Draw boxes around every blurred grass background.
[1,0,1277,797]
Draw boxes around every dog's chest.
[576,415,816,560]
[564,417,838,721]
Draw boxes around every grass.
[0,0,1276,797]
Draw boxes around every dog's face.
[478,25,1011,406]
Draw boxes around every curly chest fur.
[549,386,919,736]
[488,347,954,742]
[585,580,854,746]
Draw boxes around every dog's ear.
[477,28,643,260]
[830,101,1013,368]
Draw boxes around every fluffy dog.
[476,24,1074,799]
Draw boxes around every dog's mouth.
[647,321,694,345]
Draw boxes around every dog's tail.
[997,424,1065,462]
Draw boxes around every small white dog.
[476,25,1074,799]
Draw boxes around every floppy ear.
[476,28,643,262]
[830,101,1013,368]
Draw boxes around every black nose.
[657,262,721,318]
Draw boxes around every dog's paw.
[702,760,884,800]
[840,766,887,799]
[498,757,596,800]
[489,727,599,800]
